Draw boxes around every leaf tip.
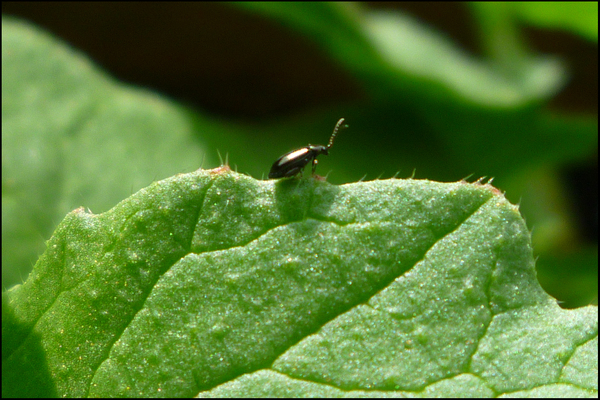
[208,165,233,175]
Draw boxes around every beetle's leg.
[312,159,318,175]
[284,167,301,178]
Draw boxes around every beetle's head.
[308,144,328,155]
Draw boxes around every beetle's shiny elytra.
[268,118,348,179]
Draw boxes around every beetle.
[268,118,348,179]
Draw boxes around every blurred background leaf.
[2,2,597,307]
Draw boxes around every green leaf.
[1,16,221,288]
[3,170,597,397]
[3,2,597,334]
[240,2,570,106]
[512,2,598,42]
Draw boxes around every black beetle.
[268,118,348,179]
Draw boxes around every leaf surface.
[3,170,597,397]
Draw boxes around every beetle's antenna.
[327,118,348,149]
